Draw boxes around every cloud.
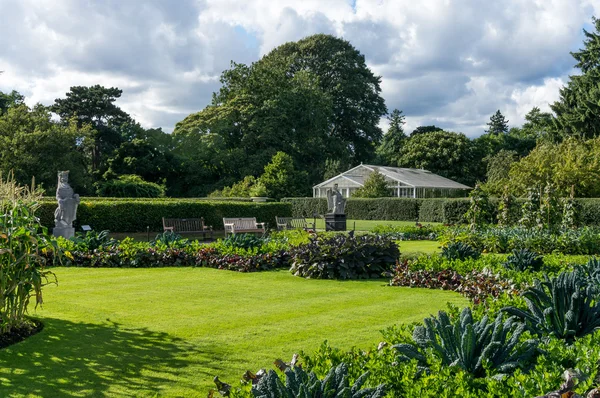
[0,0,597,138]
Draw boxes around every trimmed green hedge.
[346,198,419,221]
[418,199,445,223]
[37,199,291,232]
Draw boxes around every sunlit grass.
[1,267,465,397]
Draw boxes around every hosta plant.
[503,271,600,344]
[503,249,544,272]
[252,363,386,398]
[394,307,538,377]
[441,242,480,261]
[70,229,117,251]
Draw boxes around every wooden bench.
[275,217,315,231]
[223,217,266,236]
[162,217,213,239]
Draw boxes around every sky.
[1,0,600,137]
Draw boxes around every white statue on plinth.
[53,171,80,238]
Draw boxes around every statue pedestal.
[325,214,346,231]
[53,226,75,239]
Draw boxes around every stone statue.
[53,171,80,238]
[326,183,346,215]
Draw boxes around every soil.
[0,319,44,349]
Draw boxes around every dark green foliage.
[577,257,600,287]
[282,198,328,218]
[259,152,309,200]
[96,175,166,198]
[503,271,600,343]
[441,242,480,261]
[394,307,538,377]
[441,199,471,225]
[418,199,445,223]
[252,363,386,398]
[37,199,291,232]
[485,110,509,135]
[503,249,544,272]
[377,109,406,166]
[70,230,116,251]
[289,234,399,279]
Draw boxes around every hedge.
[37,199,291,232]
[418,199,445,223]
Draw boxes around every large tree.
[551,17,600,139]
[174,34,386,194]
[397,130,476,186]
[0,102,93,192]
[51,85,133,172]
[377,109,406,166]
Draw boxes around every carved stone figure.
[326,183,346,215]
[53,171,80,238]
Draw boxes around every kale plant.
[502,249,544,272]
[394,307,538,377]
[441,242,481,261]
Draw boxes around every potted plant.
[250,182,268,202]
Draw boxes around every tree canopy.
[377,109,406,166]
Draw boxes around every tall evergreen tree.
[551,17,600,139]
[485,110,509,135]
[377,109,406,166]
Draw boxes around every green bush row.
[37,200,291,232]
[282,197,600,226]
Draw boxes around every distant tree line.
[2,19,600,198]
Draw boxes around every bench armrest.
[256,222,266,229]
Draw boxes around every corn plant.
[394,307,538,377]
[0,173,57,334]
[503,271,600,344]
[252,363,386,398]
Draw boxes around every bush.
[289,234,399,279]
[36,199,291,232]
[371,224,445,240]
[96,175,165,198]
[282,198,419,221]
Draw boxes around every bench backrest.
[223,217,258,230]
[276,216,308,230]
[163,218,206,232]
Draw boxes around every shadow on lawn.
[0,317,223,397]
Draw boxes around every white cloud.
[0,0,598,137]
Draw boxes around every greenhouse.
[313,164,471,199]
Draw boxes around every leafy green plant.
[96,174,165,198]
[151,231,188,248]
[70,229,116,251]
[441,242,480,261]
[503,271,600,344]
[464,183,492,230]
[0,174,57,334]
[251,363,386,398]
[503,249,544,272]
[520,187,540,229]
[394,307,538,377]
[289,234,399,279]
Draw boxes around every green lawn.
[0,268,465,397]
[309,218,440,232]
[398,240,441,255]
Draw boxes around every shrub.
[441,242,480,261]
[394,307,538,377]
[503,271,600,343]
[371,224,444,240]
[345,198,419,221]
[70,230,117,251]
[503,249,544,272]
[96,174,165,198]
[251,363,386,398]
[289,234,399,279]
